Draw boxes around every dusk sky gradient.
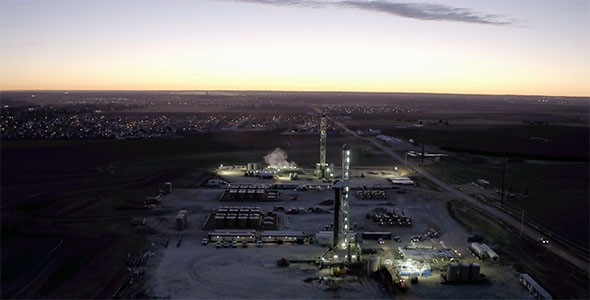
[1,0,588,96]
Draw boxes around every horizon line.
[1,89,588,99]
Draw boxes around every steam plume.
[264,148,297,168]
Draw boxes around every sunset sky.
[1,0,588,96]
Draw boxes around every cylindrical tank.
[447,263,459,282]
[179,210,188,225]
[226,214,237,228]
[175,215,185,230]
[469,263,480,282]
[367,255,380,275]
[264,216,274,222]
[215,215,226,228]
[263,221,273,228]
[248,216,260,228]
[238,216,248,228]
[460,263,471,282]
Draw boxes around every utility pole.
[421,130,425,166]
[520,210,524,237]
[500,155,506,206]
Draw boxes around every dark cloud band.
[227,0,515,26]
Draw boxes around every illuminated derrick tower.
[315,115,333,180]
[320,115,327,166]
[333,144,350,250]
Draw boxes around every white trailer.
[469,242,488,259]
[480,243,500,263]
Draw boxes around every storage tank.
[215,215,226,228]
[226,214,237,228]
[460,263,471,282]
[238,216,249,228]
[447,263,459,282]
[175,215,185,230]
[263,221,274,228]
[470,263,480,282]
[179,210,188,226]
[248,216,260,228]
[367,255,380,275]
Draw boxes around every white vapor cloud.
[263,148,297,168]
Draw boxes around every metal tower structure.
[333,144,350,250]
[315,115,333,180]
[320,115,327,165]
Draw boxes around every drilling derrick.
[315,115,333,180]
[333,144,351,250]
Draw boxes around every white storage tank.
[367,255,380,275]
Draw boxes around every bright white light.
[333,255,338,259]
[220,164,223,168]
[394,166,398,170]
